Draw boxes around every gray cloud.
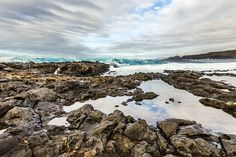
[0,0,236,58]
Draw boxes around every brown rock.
[124,119,148,141]
[2,107,40,127]
[220,134,236,156]
[0,101,14,117]
[30,88,58,102]
[158,121,178,138]
[0,135,18,155]
[28,130,49,148]
[170,135,222,157]
[143,92,158,100]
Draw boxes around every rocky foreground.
[0,62,236,157]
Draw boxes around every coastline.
[168,50,236,60]
[0,61,236,156]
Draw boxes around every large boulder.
[30,88,58,102]
[59,62,109,76]
[132,88,158,102]
[66,131,85,150]
[158,121,178,138]
[2,107,40,127]
[157,119,196,138]
[0,134,32,157]
[156,132,175,155]
[31,136,65,157]
[124,119,148,141]
[34,102,63,123]
[27,130,49,148]
[220,134,236,156]
[0,101,14,117]
[0,135,18,155]
[67,104,94,129]
[170,135,223,157]
[143,92,159,100]
[80,89,107,100]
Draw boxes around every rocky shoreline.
[161,70,236,118]
[0,62,236,157]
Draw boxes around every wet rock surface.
[1,105,235,157]
[132,88,158,102]
[161,70,236,117]
[0,61,109,76]
[0,61,236,157]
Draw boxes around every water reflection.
[63,80,236,134]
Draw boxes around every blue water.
[1,56,167,65]
[1,56,236,65]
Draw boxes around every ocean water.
[1,55,236,64]
[1,56,166,64]
[106,61,236,76]
[1,56,236,75]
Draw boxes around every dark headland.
[168,49,236,60]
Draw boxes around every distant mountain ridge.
[168,50,236,60]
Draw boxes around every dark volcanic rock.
[0,104,234,157]
[0,101,14,117]
[2,107,41,128]
[1,61,109,76]
[220,134,236,156]
[169,98,175,102]
[161,70,236,117]
[170,135,222,157]
[27,130,49,148]
[158,121,178,138]
[157,119,196,138]
[132,88,158,102]
[132,88,145,101]
[0,63,7,70]
[200,98,236,117]
[121,101,128,106]
[30,88,59,102]
[59,61,109,76]
[34,101,63,123]
[0,135,18,155]
[143,92,159,100]
[0,61,235,157]
[80,89,107,100]
[124,119,148,141]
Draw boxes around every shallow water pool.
[63,80,236,134]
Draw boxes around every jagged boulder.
[2,107,40,128]
[220,134,236,156]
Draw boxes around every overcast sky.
[0,0,236,58]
